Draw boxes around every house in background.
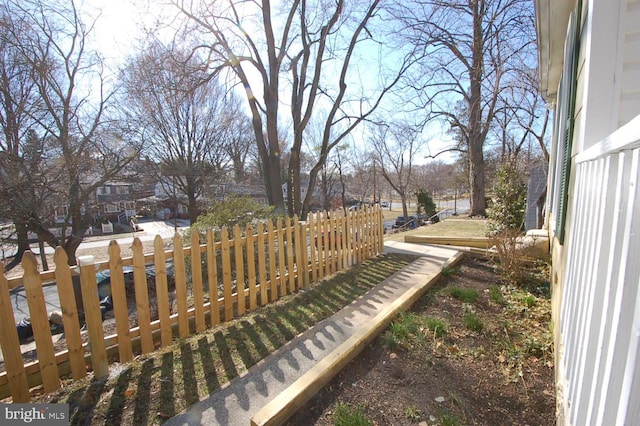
[535,0,640,424]
[89,181,138,224]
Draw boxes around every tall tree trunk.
[467,0,487,217]
[4,220,31,271]
[288,148,302,216]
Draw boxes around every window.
[105,203,120,213]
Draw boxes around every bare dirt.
[287,256,555,426]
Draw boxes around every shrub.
[415,189,437,219]
[487,161,526,235]
[489,228,528,285]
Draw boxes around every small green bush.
[487,161,526,234]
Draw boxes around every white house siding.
[619,0,640,127]
[542,1,640,424]
[559,116,640,425]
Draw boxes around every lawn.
[384,217,488,242]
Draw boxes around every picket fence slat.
[234,225,246,316]
[23,252,60,392]
[221,228,233,321]
[206,229,220,326]
[0,207,383,402]
[172,234,189,338]
[153,236,173,347]
[257,222,268,306]
[246,224,257,311]
[191,232,206,333]
[78,255,108,379]
[285,217,295,294]
[108,242,132,363]
[53,248,86,379]
[0,263,30,402]
[132,238,153,354]
[267,220,277,302]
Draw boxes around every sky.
[81,0,457,164]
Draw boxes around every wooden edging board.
[250,251,465,426]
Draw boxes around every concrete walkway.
[165,241,462,426]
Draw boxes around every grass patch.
[405,404,423,421]
[383,311,423,350]
[34,253,416,426]
[447,287,479,303]
[384,217,487,242]
[441,265,457,277]
[489,284,505,305]
[464,313,484,332]
[333,402,373,426]
[440,412,462,426]
[424,316,448,338]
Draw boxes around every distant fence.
[0,207,384,402]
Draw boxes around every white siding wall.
[619,0,640,127]
[559,116,640,425]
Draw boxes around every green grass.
[464,313,484,332]
[382,311,423,350]
[441,265,457,277]
[405,404,423,421]
[489,284,506,305]
[440,412,463,426]
[333,403,373,426]
[447,287,480,303]
[384,217,487,242]
[424,316,448,338]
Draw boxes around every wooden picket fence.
[0,207,383,402]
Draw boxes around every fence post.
[78,255,109,379]
[0,263,30,402]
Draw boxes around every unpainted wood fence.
[0,207,383,402]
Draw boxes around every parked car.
[393,215,422,229]
[380,201,389,208]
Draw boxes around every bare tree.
[0,0,139,267]
[221,94,256,184]
[395,0,536,216]
[174,0,417,218]
[371,123,424,219]
[122,42,232,223]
